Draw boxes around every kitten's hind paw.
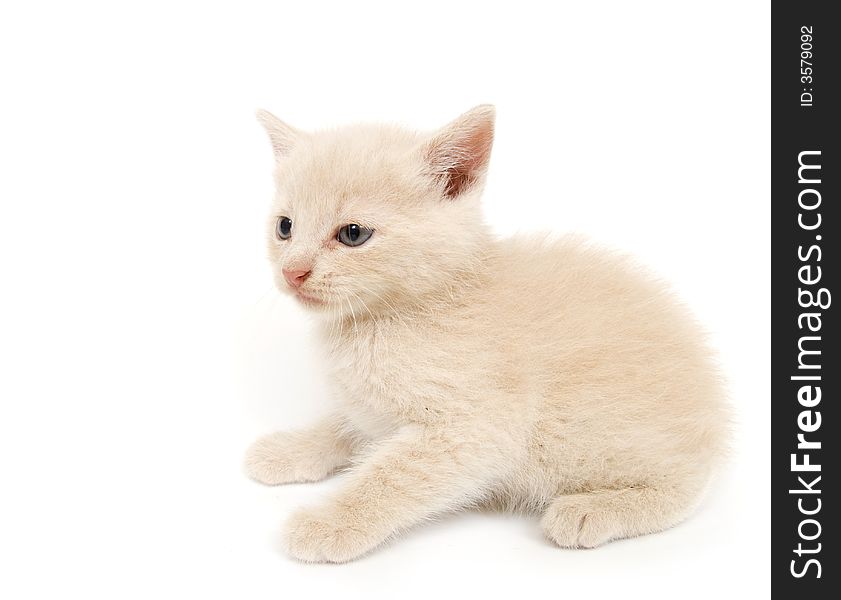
[541,484,696,548]
[540,496,617,549]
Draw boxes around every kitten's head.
[257,106,495,318]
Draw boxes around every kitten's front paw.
[283,506,382,563]
[244,434,294,484]
[244,433,323,485]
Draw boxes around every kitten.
[244,105,728,563]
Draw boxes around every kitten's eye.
[276,216,292,240]
[337,224,373,247]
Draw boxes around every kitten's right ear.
[256,109,298,159]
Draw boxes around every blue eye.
[337,224,373,247]
[276,216,292,240]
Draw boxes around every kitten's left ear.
[423,105,496,199]
[256,109,299,159]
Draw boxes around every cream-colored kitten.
[244,106,728,563]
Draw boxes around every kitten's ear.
[423,105,496,199]
[256,109,299,159]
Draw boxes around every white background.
[0,1,769,598]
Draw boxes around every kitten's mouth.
[294,290,326,307]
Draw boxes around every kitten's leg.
[244,415,356,485]
[540,481,701,548]
[283,425,507,563]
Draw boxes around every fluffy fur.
[244,105,728,563]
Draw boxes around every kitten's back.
[477,234,728,492]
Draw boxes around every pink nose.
[282,268,311,289]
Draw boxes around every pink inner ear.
[428,116,494,199]
[443,162,474,198]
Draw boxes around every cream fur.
[245,106,728,563]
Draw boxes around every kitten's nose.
[282,268,311,289]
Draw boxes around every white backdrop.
[0,2,769,598]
